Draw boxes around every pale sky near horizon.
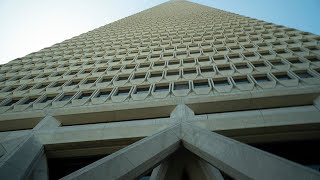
[0,0,319,65]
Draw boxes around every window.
[233,76,250,84]
[234,63,249,70]
[286,57,304,64]
[217,64,232,71]
[22,97,38,105]
[60,94,73,101]
[53,82,65,87]
[115,88,130,96]
[167,70,179,76]
[174,82,189,90]
[150,71,163,78]
[154,83,169,92]
[273,73,292,80]
[39,95,56,103]
[68,80,80,86]
[3,99,19,106]
[213,78,229,86]
[84,79,96,84]
[253,74,271,83]
[193,80,209,88]
[134,86,150,94]
[293,70,313,79]
[117,75,129,81]
[97,90,111,98]
[78,92,92,99]
[268,59,285,66]
[139,63,150,68]
[183,68,197,74]
[134,73,146,79]
[198,56,211,63]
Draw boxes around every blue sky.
[0,0,319,64]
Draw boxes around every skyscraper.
[1,0,320,179]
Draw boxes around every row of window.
[0,50,320,82]
[3,40,319,69]
[59,29,314,52]
[1,70,319,113]
[2,46,319,75]
[1,67,319,100]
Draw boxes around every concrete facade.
[1,0,320,179]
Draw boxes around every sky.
[0,0,319,65]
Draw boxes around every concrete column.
[314,96,320,111]
[150,161,170,180]
[0,134,43,180]
[186,157,224,180]
[28,153,49,180]
[61,124,181,180]
[181,122,320,180]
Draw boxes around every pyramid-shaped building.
[1,0,320,179]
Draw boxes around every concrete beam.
[181,122,320,180]
[60,124,180,180]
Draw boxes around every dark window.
[167,71,179,76]
[184,69,197,74]
[174,82,189,90]
[135,86,150,94]
[22,97,38,105]
[115,88,130,96]
[213,79,229,86]
[254,75,271,83]
[37,84,48,89]
[60,95,73,101]
[294,71,313,79]
[233,77,250,84]
[68,81,80,86]
[194,81,209,88]
[78,92,92,99]
[4,99,19,106]
[201,67,214,73]
[150,72,162,78]
[134,74,146,79]
[235,64,249,69]
[269,60,284,66]
[97,91,110,98]
[198,57,211,62]
[154,62,165,66]
[218,65,231,71]
[101,77,112,83]
[274,73,292,80]
[117,76,129,81]
[85,79,96,84]
[39,96,55,103]
[139,63,150,68]
[154,84,169,92]
[252,62,266,68]
[53,82,65,87]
